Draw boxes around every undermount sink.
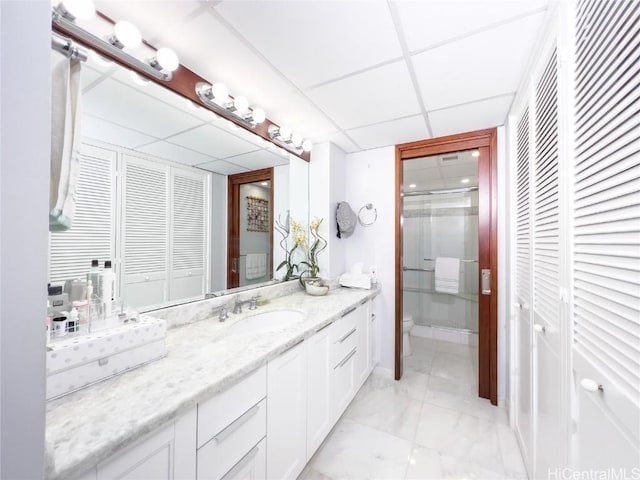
[229,309,305,335]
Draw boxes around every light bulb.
[472,150,480,157]
[461,178,470,184]
[112,21,142,49]
[58,0,95,20]
[130,71,150,86]
[212,82,229,103]
[251,108,266,124]
[233,96,249,114]
[279,126,292,141]
[291,132,303,148]
[154,47,179,72]
[89,49,112,68]
[302,140,313,152]
[409,183,417,188]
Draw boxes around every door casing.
[395,128,499,404]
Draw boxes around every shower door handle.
[481,269,491,295]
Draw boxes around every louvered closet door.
[169,168,207,302]
[533,47,564,476]
[49,143,116,283]
[572,0,640,469]
[121,155,169,309]
[514,106,533,472]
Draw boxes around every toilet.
[402,313,414,356]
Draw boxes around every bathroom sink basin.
[229,309,305,335]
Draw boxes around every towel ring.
[358,203,377,226]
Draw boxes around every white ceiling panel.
[346,115,429,150]
[413,13,545,111]
[428,94,514,137]
[80,65,104,91]
[196,160,250,176]
[395,0,549,52]
[307,60,420,130]
[444,176,479,188]
[266,92,338,139]
[228,150,289,171]
[159,10,298,118]
[83,78,203,138]
[327,132,361,154]
[137,140,219,167]
[82,114,158,150]
[214,0,402,88]
[166,124,258,159]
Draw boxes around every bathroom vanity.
[45,284,380,480]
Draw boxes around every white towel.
[50,56,82,231]
[246,253,267,280]
[435,257,460,294]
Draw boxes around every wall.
[273,164,289,279]
[0,1,49,476]
[309,142,346,279]
[209,172,227,292]
[343,147,396,371]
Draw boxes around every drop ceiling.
[92,0,551,154]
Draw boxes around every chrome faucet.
[211,305,229,322]
[233,295,258,314]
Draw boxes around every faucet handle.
[249,296,258,310]
[219,306,228,322]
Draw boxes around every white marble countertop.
[45,286,379,480]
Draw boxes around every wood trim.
[52,16,310,162]
[227,168,274,289]
[395,128,498,405]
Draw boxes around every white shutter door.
[514,106,533,470]
[49,143,115,284]
[572,0,640,469]
[169,168,207,302]
[533,47,565,476]
[121,155,169,309]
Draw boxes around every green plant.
[275,213,306,281]
[300,217,327,280]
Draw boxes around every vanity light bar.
[195,82,266,129]
[51,6,177,82]
[268,125,313,154]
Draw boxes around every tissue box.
[339,273,372,289]
[46,316,167,400]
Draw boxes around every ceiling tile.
[137,140,219,167]
[214,0,402,88]
[166,124,258,159]
[346,115,429,150]
[228,150,289,171]
[404,156,440,170]
[327,132,361,154]
[307,61,421,130]
[266,92,338,139]
[395,0,549,52]
[428,95,514,137]
[440,163,478,178]
[80,65,104,92]
[83,78,204,138]
[82,114,158,149]
[444,176,479,188]
[196,160,250,176]
[412,13,545,110]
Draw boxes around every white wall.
[309,142,346,279]
[273,164,289,279]
[344,147,396,370]
[497,125,508,405]
[209,172,227,292]
[0,1,49,476]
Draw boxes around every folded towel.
[50,56,82,231]
[435,257,460,294]
[339,273,371,290]
[246,253,267,280]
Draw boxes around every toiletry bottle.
[68,307,79,334]
[46,300,53,343]
[87,259,101,301]
[100,261,115,317]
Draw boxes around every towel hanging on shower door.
[435,257,460,294]
[50,56,82,231]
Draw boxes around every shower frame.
[395,128,499,405]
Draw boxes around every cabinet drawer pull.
[360,299,368,305]
[336,327,356,344]
[315,322,332,333]
[341,306,356,318]
[214,403,261,445]
[334,347,357,369]
[221,441,262,480]
[371,313,376,322]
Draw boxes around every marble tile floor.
[300,336,527,480]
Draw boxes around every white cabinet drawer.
[330,307,358,344]
[331,323,358,368]
[197,398,266,480]
[220,437,266,480]
[197,366,266,448]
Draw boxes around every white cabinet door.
[266,341,307,480]
[330,345,356,423]
[306,325,332,459]
[369,298,380,371]
[354,301,370,389]
[96,409,196,480]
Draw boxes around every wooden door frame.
[395,128,498,405]
[227,168,274,289]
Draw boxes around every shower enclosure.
[402,150,479,342]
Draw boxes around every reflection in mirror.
[48,50,309,312]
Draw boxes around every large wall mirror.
[48,50,309,311]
